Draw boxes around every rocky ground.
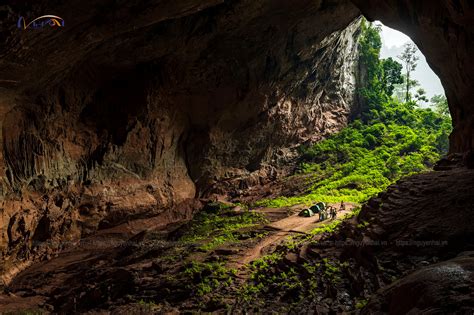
[0,161,472,313]
[235,161,474,313]
[0,196,355,313]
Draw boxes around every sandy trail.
[231,203,357,267]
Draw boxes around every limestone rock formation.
[0,0,473,313]
[0,0,361,274]
[363,255,474,314]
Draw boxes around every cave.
[0,0,473,313]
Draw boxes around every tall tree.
[430,94,450,116]
[381,57,403,96]
[393,75,420,103]
[397,43,419,103]
[359,22,382,85]
[415,88,429,104]
[358,21,386,118]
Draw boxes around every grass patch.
[183,261,237,296]
[179,203,267,250]
[255,109,450,208]
[239,209,359,305]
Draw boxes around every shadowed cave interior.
[0,0,473,313]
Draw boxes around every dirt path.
[230,203,357,268]
[0,201,357,312]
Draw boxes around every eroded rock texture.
[351,0,474,153]
[364,255,474,314]
[1,0,473,295]
[0,0,361,274]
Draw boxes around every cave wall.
[351,0,474,153]
[2,0,472,280]
[0,0,362,198]
[0,0,361,274]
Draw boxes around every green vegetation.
[356,299,369,309]
[255,20,451,208]
[183,261,237,296]
[179,202,267,250]
[397,43,420,103]
[309,217,344,236]
[430,94,449,116]
[241,252,294,302]
[357,220,370,229]
[239,215,354,305]
[141,203,268,308]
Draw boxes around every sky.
[375,21,445,103]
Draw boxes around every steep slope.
[228,163,474,313]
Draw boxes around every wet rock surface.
[350,164,474,313]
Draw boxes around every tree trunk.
[405,66,410,103]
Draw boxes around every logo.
[17,15,65,30]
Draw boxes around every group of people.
[318,201,346,222]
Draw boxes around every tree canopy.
[431,94,449,116]
[381,57,403,96]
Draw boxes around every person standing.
[330,207,337,220]
[339,201,346,212]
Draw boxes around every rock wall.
[351,0,474,153]
[0,0,361,273]
[0,0,473,293]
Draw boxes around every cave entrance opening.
[276,19,453,210]
[375,21,447,111]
